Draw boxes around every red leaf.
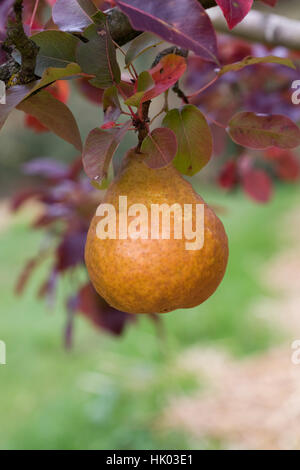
[228,112,300,150]
[25,114,48,133]
[18,90,82,151]
[25,80,70,133]
[148,54,187,100]
[100,121,117,129]
[119,80,135,99]
[82,121,131,180]
[218,160,238,189]
[115,0,219,63]
[264,148,300,182]
[76,77,104,104]
[126,54,187,109]
[277,154,300,182]
[242,168,273,203]
[141,127,178,169]
[215,0,253,29]
[15,259,38,295]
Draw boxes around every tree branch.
[207,6,300,50]
[1,0,39,85]
[1,1,300,88]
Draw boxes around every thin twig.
[187,74,219,99]
[29,0,40,34]
[135,100,151,152]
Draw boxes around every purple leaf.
[64,308,75,349]
[0,46,8,66]
[83,121,131,180]
[115,0,219,64]
[52,0,97,32]
[228,112,300,150]
[56,231,86,271]
[37,269,58,309]
[23,158,68,180]
[0,83,37,131]
[215,0,253,29]
[17,90,83,151]
[11,188,43,211]
[77,283,135,336]
[0,0,14,39]
[242,168,273,203]
[141,127,178,169]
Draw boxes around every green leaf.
[163,105,212,175]
[76,24,121,88]
[125,32,163,67]
[124,91,145,108]
[90,10,106,26]
[32,31,79,76]
[137,71,154,91]
[17,90,82,151]
[32,63,82,93]
[219,55,296,76]
[124,71,154,107]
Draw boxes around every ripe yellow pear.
[85,149,229,314]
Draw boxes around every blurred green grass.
[0,183,299,450]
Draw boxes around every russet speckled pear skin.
[85,151,229,314]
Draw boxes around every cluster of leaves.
[12,156,137,345]
[185,36,300,202]
[1,0,300,341]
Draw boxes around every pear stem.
[135,100,151,153]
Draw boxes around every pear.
[85,149,229,314]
